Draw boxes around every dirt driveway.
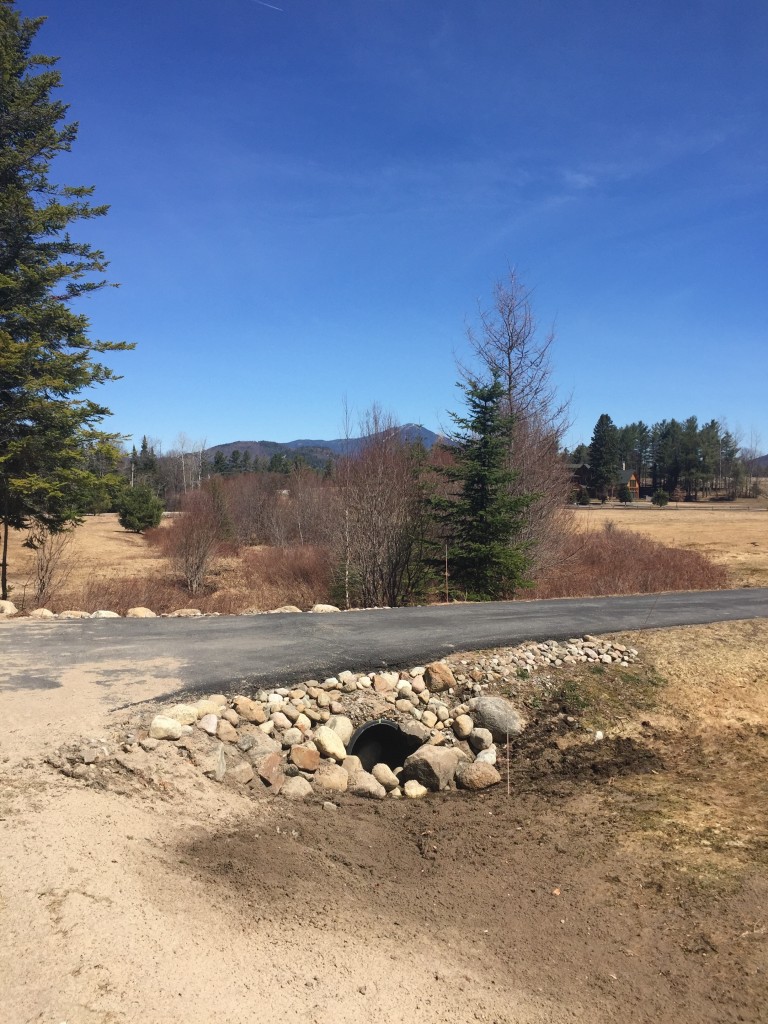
[1,620,766,1024]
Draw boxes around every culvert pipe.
[347,719,423,773]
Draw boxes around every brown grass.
[527,520,729,599]
[607,619,768,882]
[574,503,768,587]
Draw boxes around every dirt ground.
[574,503,768,588]
[2,619,767,1024]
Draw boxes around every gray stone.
[281,776,313,800]
[126,606,156,618]
[401,744,461,791]
[236,730,281,757]
[348,770,387,800]
[475,745,497,766]
[326,715,354,744]
[91,609,120,618]
[399,720,431,745]
[281,727,304,748]
[310,603,340,613]
[469,728,493,752]
[28,607,55,619]
[323,801,338,812]
[473,696,525,742]
[0,600,18,617]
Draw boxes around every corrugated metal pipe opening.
[347,719,423,773]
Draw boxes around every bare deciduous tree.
[166,490,220,594]
[22,524,75,608]
[332,406,430,608]
[463,271,572,574]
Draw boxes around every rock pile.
[46,636,639,805]
[9,603,344,619]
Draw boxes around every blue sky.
[25,0,768,452]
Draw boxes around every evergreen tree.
[433,377,534,600]
[116,485,164,533]
[0,3,132,598]
[589,414,620,498]
[212,451,228,475]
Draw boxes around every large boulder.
[164,704,198,726]
[473,695,526,742]
[126,607,156,618]
[313,725,347,762]
[401,744,461,791]
[313,763,349,794]
[326,715,354,746]
[310,604,340,613]
[289,745,321,772]
[0,600,18,617]
[236,729,281,758]
[455,761,501,791]
[424,661,455,693]
[372,763,400,792]
[281,776,313,801]
[148,715,183,740]
[28,607,55,619]
[232,696,267,724]
[348,770,387,800]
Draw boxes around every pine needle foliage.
[433,376,535,601]
[0,2,132,598]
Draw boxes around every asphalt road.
[2,588,766,698]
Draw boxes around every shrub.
[117,486,164,533]
[651,489,669,507]
[527,523,729,600]
[617,484,632,504]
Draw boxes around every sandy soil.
[2,620,767,1024]
[574,504,768,587]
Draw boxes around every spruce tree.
[434,376,534,600]
[589,414,620,499]
[0,3,131,598]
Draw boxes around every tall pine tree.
[434,377,534,600]
[0,3,131,599]
[589,414,620,498]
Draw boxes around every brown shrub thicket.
[526,522,729,599]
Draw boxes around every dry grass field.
[574,502,768,588]
[3,498,765,614]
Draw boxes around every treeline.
[566,415,763,500]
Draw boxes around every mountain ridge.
[204,423,444,468]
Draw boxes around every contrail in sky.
[251,0,284,10]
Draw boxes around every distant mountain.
[753,453,768,470]
[205,423,444,469]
